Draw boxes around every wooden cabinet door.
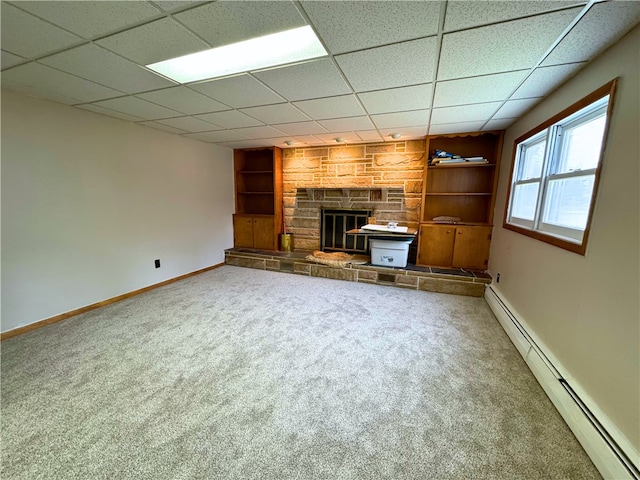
[452,226,492,270]
[418,225,455,267]
[252,216,275,250]
[233,215,254,248]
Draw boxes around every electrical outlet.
[154,259,160,268]
[496,273,500,283]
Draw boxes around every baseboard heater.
[485,286,639,480]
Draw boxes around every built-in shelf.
[425,192,492,196]
[233,147,283,250]
[423,221,492,226]
[418,131,504,270]
[428,163,496,169]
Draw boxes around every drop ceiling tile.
[444,1,581,31]
[483,118,517,131]
[219,139,277,149]
[513,63,585,99]
[429,122,485,135]
[138,121,187,134]
[184,130,249,143]
[190,74,284,108]
[156,116,221,132]
[0,3,82,58]
[291,135,326,145]
[358,84,432,115]
[356,130,385,142]
[76,104,146,122]
[175,1,305,47]
[91,96,183,120]
[313,132,362,143]
[293,95,365,120]
[379,126,428,138]
[1,50,26,69]
[40,44,175,94]
[254,58,351,101]
[493,98,541,119]
[137,86,229,115]
[2,63,123,103]
[301,1,441,54]
[335,37,437,92]
[262,137,298,146]
[16,1,161,39]
[317,116,375,132]
[151,1,202,12]
[240,104,310,124]
[270,121,328,136]
[96,17,209,65]
[223,136,295,149]
[542,1,640,66]
[434,70,528,108]
[438,8,581,80]
[431,102,502,124]
[232,126,289,139]
[371,110,429,130]
[195,110,263,129]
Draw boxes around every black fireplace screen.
[321,209,371,253]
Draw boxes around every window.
[504,79,617,254]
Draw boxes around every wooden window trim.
[502,78,618,255]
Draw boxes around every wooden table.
[346,228,417,239]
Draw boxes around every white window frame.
[503,79,617,255]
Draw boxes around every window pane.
[556,114,606,174]
[518,137,546,180]
[511,182,539,221]
[542,175,595,230]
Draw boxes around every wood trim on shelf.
[428,163,496,169]
[425,192,492,196]
[1,262,225,341]
[421,221,494,226]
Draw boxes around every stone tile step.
[225,248,491,298]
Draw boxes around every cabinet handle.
[446,230,451,234]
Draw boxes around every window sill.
[503,222,588,255]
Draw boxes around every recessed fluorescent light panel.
[146,26,327,83]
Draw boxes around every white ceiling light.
[146,26,327,84]
[390,133,402,139]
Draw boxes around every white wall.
[1,90,234,333]
[489,26,639,457]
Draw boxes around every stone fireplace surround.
[226,139,493,297]
[283,140,426,252]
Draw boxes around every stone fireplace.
[282,140,426,252]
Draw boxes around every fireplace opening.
[321,209,371,253]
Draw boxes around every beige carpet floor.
[1,265,600,479]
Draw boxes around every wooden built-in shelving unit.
[417,131,504,270]
[233,147,283,250]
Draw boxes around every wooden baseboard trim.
[1,262,225,341]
